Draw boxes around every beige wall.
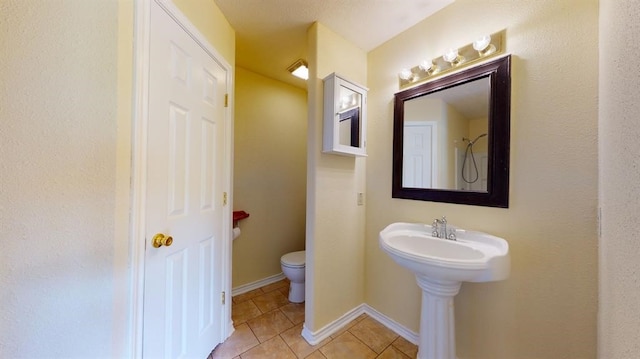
[0,0,119,356]
[598,0,640,357]
[469,117,489,154]
[445,103,468,188]
[232,67,307,286]
[366,1,598,358]
[0,0,234,357]
[113,1,134,354]
[172,0,235,64]
[306,22,367,330]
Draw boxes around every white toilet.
[280,250,305,303]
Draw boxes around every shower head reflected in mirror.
[463,133,488,146]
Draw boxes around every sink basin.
[379,222,509,283]
[379,222,510,359]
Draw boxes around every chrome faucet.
[432,216,456,240]
[432,219,440,237]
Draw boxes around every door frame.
[129,0,234,356]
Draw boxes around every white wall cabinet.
[323,73,368,157]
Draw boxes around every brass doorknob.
[152,233,173,248]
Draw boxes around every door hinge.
[224,93,229,107]
[221,291,226,305]
[223,192,227,206]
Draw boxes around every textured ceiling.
[214,0,455,88]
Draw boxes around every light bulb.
[399,68,413,81]
[419,60,438,75]
[473,35,491,52]
[340,96,350,109]
[443,48,465,66]
[473,35,496,56]
[443,48,459,63]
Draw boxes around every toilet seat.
[281,250,305,268]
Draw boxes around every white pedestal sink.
[379,222,510,359]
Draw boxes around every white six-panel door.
[143,2,227,358]
[403,121,438,188]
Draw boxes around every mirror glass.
[338,85,362,147]
[393,55,510,207]
[402,76,490,191]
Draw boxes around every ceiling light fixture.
[287,59,309,80]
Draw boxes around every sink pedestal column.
[415,275,462,359]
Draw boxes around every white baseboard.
[301,303,419,346]
[363,304,419,345]
[231,272,286,297]
[301,305,366,345]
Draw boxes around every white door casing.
[130,0,233,357]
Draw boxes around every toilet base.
[288,282,305,303]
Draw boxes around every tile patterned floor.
[208,279,418,359]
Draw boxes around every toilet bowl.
[280,250,305,303]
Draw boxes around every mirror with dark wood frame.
[392,55,511,207]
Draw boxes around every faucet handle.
[432,219,439,237]
[441,216,447,224]
[447,228,457,241]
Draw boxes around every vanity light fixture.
[398,29,505,88]
[287,59,309,80]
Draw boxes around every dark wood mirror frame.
[392,55,511,208]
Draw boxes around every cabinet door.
[323,73,368,157]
